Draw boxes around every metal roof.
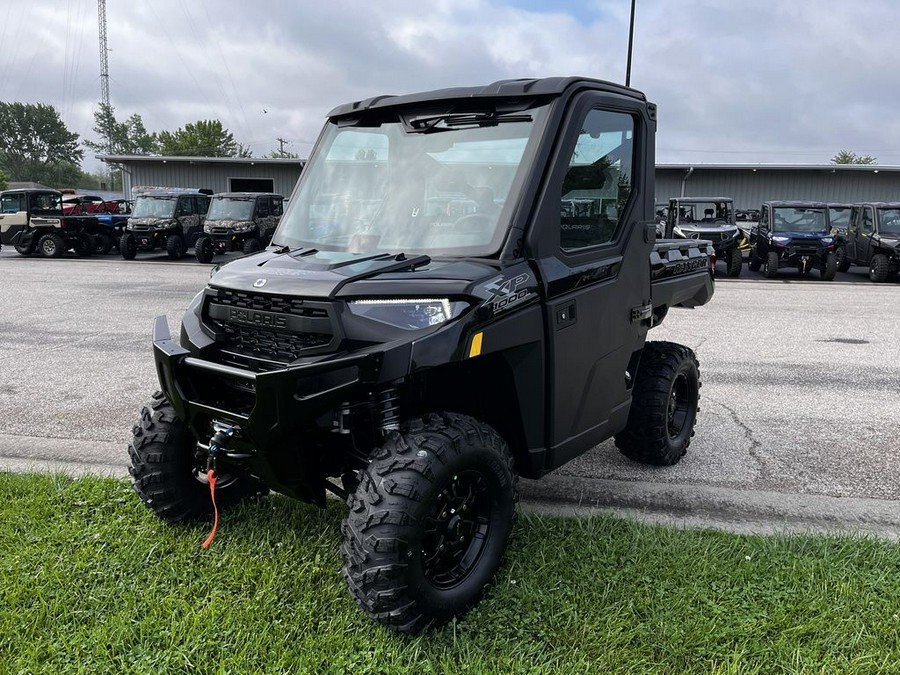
[96,155,304,165]
[658,163,898,172]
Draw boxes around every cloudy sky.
[2,0,899,171]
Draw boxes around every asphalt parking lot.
[1,248,898,534]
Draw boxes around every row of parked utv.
[656,197,900,282]
[0,187,285,264]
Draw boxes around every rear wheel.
[128,391,267,523]
[38,232,66,258]
[120,233,137,260]
[14,238,36,256]
[342,413,517,634]
[726,245,742,277]
[242,237,262,255]
[748,250,762,271]
[72,233,95,257]
[820,251,837,281]
[95,232,115,255]
[194,235,215,263]
[765,251,779,278]
[870,253,890,282]
[166,234,185,260]
[615,341,700,466]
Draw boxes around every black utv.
[839,202,900,281]
[120,190,211,260]
[194,192,284,263]
[747,201,838,280]
[665,197,743,276]
[127,77,715,634]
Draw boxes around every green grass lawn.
[1,473,899,674]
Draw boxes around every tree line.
[0,102,294,192]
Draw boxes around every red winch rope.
[201,469,220,549]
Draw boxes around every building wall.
[117,161,303,200]
[656,168,900,210]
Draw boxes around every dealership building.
[99,156,900,209]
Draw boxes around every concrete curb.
[520,474,900,540]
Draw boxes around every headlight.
[821,236,834,245]
[232,222,254,233]
[204,222,214,234]
[673,225,685,238]
[771,236,791,245]
[348,298,469,329]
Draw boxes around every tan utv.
[0,188,97,257]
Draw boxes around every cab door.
[0,192,28,244]
[846,206,860,261]
[858,206,875,263]
[528,94,654,468]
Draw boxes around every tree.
[0,168,7,190]
[0,102,84,183]
[83,103,158,156]
[831,150,877,165]
[157,120,242,157]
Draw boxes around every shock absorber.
[375,387,401,434]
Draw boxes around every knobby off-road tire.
[95,232,115,255]
[72,233,95,257]
[836,247,851,273]
[869,253,890,282]
[342,413,518,634]
[166,234,185,260]
[120,233,137,260]
[820,251,837,281]
[38,232,66,258]
[726,245,743,277]
[195,236,215,263]
[242,237,263,255]
[765,251,780,278]
[747,251,762,272]
[14,238,36,256]
[615,341,700,466]
[128,391,267,523]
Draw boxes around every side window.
[272,198,284,217]
[1,193,23,213]
[257,198,270,218]
[179,196,196,216]
[862,207,874,232]
[197,195,210,214]
[560,109,634,252]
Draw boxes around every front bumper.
[152,315,407,501]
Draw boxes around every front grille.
[130,223,151,231]
[204,289,338,366]
[219,323,332,362]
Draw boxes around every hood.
[205,219,253,228]
[208,249,500,300]
[771,230,831,240]
[130,217,176,226]
[677,224,737,235]
[875,236,900,249]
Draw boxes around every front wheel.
[14,237,36,256]
[836,247,851,273]
[765,251,780,278]
[95,232,115,255]
[128,391,267,523]
[72,233,95,257]
[342,413,517,634]
[747,250,762,272]
[194,235,215,263]
[870,253,890,282]
[166,234,185,260]
[120,233,137,260]
[726,245,742,277]
[242,237,262,255]
[615,341,700,466]
[821,251,837,281]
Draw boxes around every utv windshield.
[675,201,733,227]
[132,196,177,219]
[274,103,550,256]
[877,208,900,235]
[772,207,827,233]
[828,206,851,230]
[207,197,255,221]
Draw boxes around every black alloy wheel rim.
[667,373,690,439]
[422,470,492,589]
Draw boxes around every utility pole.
[97,0,113,188]
[276,137,287,157]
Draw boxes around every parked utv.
[748,201,837,280]
[120,190,210,260]
[127,77,715,634]
[665,197,743,276]
[62,194,132,254]
[839,202,900,280]
[194,192,284,263]
[0,188,96,257]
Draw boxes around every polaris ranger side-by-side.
[665,197,743,277]
[839,202,900,280]
[747,201,838,280]
[128,77,715,634]
[194,192,284,263]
